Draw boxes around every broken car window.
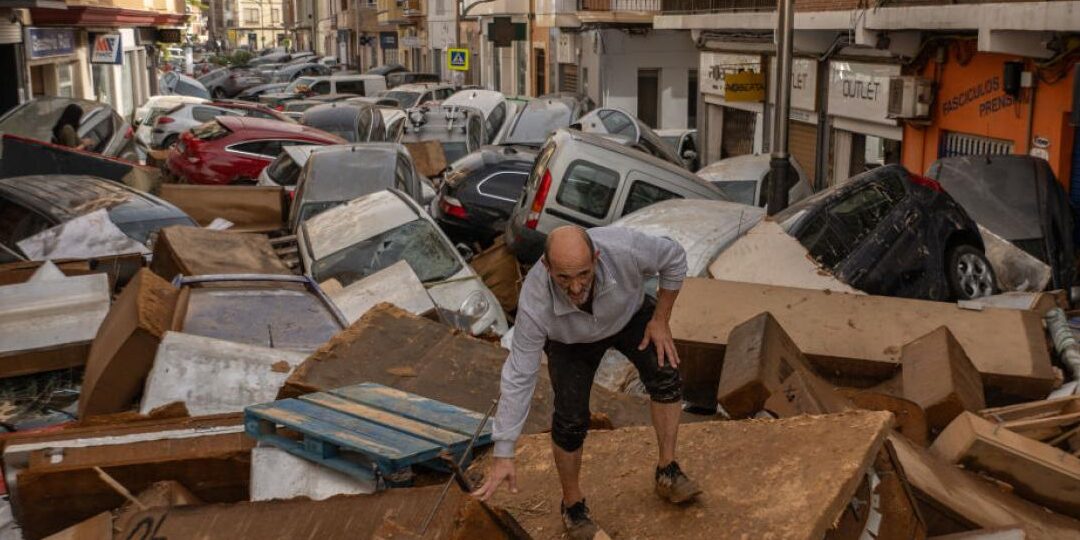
[556,160,620,219]
[312,219,462,287]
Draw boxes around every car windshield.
[711,180,758,206]
[505,103,573,145]
[267,154,302,186]
[312,218,462,286]
[306,115,358,141]
[442,141,468,164]
[286,77,316,92]
[383,91,421,108]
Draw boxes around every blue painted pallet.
[244,383,493,485]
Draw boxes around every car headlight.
[460,290,490,320]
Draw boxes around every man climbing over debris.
[474,225,701,539]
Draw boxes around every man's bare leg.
[552,441,585,505]
[651,400,681,466]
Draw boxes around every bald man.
[474,225,700,539]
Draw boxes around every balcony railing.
[579,0,660,12]
[659,0,774,14]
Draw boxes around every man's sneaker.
[561,499,603,540]
[655,461,702,503]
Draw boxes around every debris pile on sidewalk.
[2,215,1080,539]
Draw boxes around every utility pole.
[767,0,794,215]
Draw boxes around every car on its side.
[0,97,137,160]
[300,102,385,143]
[0,175,196,262]
[287,142,429,230]
[443,89,508,145]
[657,128,700,171]
[774,164,995,301]
[400,104,486,167]
[927,155,1076,291]
[298,189,509,336]
[696,154,812,208]
[379,83,456,109]
[166,116,347,185]
[572,107,683,168]
[496,94,591,148]
[505,129,729,263]
[434,144,538,245]
[159,71,210,99]
[198,66,267,98]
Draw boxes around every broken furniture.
[671,278,1055,409]
[149,225,292,282]
[901,326,986,432]
[0,262,110,378]
[245,383,492,486]
[485,410,923,539]
[2,413,251,539]
[157,184,286,233]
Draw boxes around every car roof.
[0,175,184,224]
[451,144,537,173]
[443,89,505,115]
[697,154,803,181]
[552,129,711,184]
[391,83,447,92]
[217,115,345,141]
[612,199,765,276]
[303,190,419,260]
[301,144,403,201]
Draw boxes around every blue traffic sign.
[447,48,469,71]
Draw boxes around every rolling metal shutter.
[941,132,1013,158]
[720,106,755,158]
[0,20,21,45]
[788,120,817,187]
[558,63,578,94]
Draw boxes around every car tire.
[946,244,996,300]
[212,87,227,98]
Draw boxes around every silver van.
[505,128,730,263]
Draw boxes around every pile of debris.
[1,217,1079,540]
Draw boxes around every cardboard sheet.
[325,260,435,323]
[158,184,284,233]
[149,225,291,281]
[17,209,150,260]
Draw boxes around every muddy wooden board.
[889,433,1080,539]
[482,411,893,539]
[150,226,291,281]
[282,303,653,434]
[157,184,285,233]
[671,279,1054,405]
[113,484,519,539]
[3,414,250,539]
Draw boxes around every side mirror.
[682,149,698,160]
[455,243,475,261]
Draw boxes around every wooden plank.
[330,383,491,437]
[931,411,1080,519]
[246,400,437,466]
[1001,412,1080,433]
[298,392,466,447]
[980,395,1080,422]
[888,433,1080,539]
[901,326,985,432]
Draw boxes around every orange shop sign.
[723,71,765,102]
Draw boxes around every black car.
[499,94,593,148]
[927,155,1076,290]
[0,175,196,262]
[365,64,407,76]
[235,82,288,102]
[774,164,995,301]
[434,144,538,245]
[300,102,386,143]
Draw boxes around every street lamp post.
[767,0,794,215]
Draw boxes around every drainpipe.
[767,0,793,215]
[1045,308,1080,393]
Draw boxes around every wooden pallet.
[244,383,493,484]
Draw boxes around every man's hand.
[639,317,681,368]
[472,457,518,501]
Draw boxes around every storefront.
[768,57,820,187]
[826,60,902,185]
[88,29,149,119]
[901,49,1076,189]
[379,31,398,66]
[25,27,85,100]
[480,17,528,96]
[698,52,765,165]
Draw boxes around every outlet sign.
[827,61,899,124]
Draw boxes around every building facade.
[227,0,286,49]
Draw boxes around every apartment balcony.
[577,0,658,24]
[376,0,422,24]
[657,0,771,14]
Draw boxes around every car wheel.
[161,134,179,149]
[212,87,227,98]
[946,244,996,300]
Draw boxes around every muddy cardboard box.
[901,327,985,432]
[79,268,179,418]
[485,410,923,539]
[150,225,292,282]
[282,303,652,434]
[670,279,1054,409]
[3,413,251,539]
[157,184,285,233]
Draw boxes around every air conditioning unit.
[887,76,932,119]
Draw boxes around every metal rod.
[418,397,499,534]
[767,0,794,215]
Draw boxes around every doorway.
[637,68,659,128]
[687,69,698,129]
[534,48,546,96]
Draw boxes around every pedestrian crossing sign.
[447,48,469,71]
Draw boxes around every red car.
[211,100,295,123]
[166,116,345,185]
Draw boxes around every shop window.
[92,64,115,108]
[57,63,74,98]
